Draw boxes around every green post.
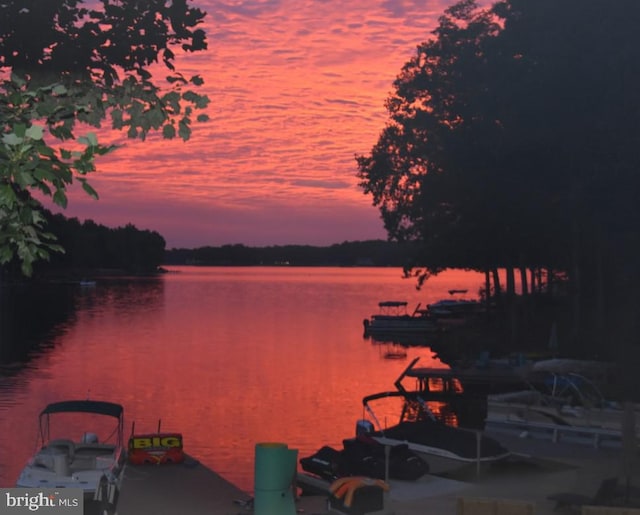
[254,442,298,515]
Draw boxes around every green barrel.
[254,442,298,515]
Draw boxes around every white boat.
[363,301,438,336]
[16,400,126,510]
[530,358,616,383]
[485,371,640,446]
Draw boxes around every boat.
[405,357,637,448]
[485,369,640,446]
[357,359,512,475]
[530,358,616,384]
[360,418,511,476]
[300,433,429,483]
[363,301,438,336]
[426,296,483,327]
[16,400,126,509]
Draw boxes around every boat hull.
[367,314,437,330]
[16,444,126,498]
[364,301,438,336]
[370,434,510,476]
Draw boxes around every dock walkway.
[113,437,639,515]
[116,456,250,515]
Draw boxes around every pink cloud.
[46,0,459,248]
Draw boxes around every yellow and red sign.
[128,433,184,465]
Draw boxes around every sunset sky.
[51,0,461,249]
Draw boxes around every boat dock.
[108,437,640,515]
[112,455,250,515]
[111,454,329,515]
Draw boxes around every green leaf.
[52,84,67,95]
[112,109,124,129]
[34,182,53,196]
[167,74,188,85]
[31,210,46,224]
[94,144,118,157]
[195,95,210,109]
[39,145,54,157]
[10,72,26,87]
[79,178,99,199]
[182,91,199,103]
[14,124,27,138]
[2,133,23,145]
[147,108,166,128]
[0,184,17,206]
[86,132,98,146]
[47,243,66,254]
[53,189,68,208]
[14,170,35,187]
[162,124,176,139]
[33,166,56,182]
[0,246,13,264]
[50,125,74,140]
[190,75,204,86]
[197,114,209,122]
[178,120,191,141]
[163,91,181,113]
[77,133,98,146]
[21,260,33,277]
[25,125,44,140]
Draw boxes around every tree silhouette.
[39,212,166,275]
[0,0,209,275]
[357,0,640,355]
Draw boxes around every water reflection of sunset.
[0,267,484,492]
[46,0,464,248]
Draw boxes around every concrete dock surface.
[116,455,249,515]
[114,436,640,515]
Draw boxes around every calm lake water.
[0,266,485,493]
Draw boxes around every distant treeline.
[25,211,167,277]
[164,240,412,267]
[8,212,411,278]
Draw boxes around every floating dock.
[116,455,250,514]
[114,455,327,515]
[111,440,639,515]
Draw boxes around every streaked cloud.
[51,0,457,248]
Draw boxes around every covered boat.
[16,400,126,511]
[300,433,429,482]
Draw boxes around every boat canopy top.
[378,301,408,307]
[40,400,124,419]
